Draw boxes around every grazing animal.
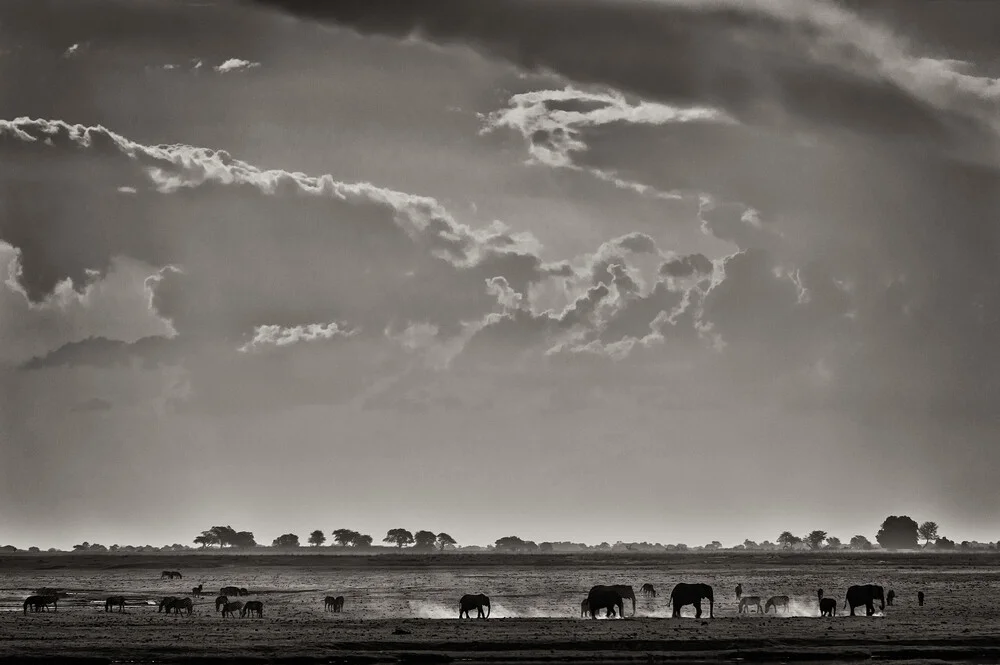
[586,585,625,620]
[817,588,824,600]
[844,584,885,617]
[192,584,203,597]
[22,595,58,614]
[221,601,243,618]
[324,596,337,611]
[764,596,789,614]
[459,593,490,619]
[215,595,229,612]
[171,597,193,616]
[241,600,264,618]
[918,591,924,606]
[735,583,743,600]
[669,583,714,619]
[334,596,345,612]
[580,598,589,617]
[820,597,837,617]
[238,587,249,596]
[220,586,241,596]
[158,596,178,613]
[160,570,182,580]
[610,585,637,615]
[886,589,895,606]
[738,595,763,614]
[640,583,656,598]
[105,596,126,613]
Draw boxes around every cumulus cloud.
[214,58,260,73]
[238,321,357,352]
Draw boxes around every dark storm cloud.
[249,0,1000,152]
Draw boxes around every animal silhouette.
[160,571,182,580]
[886,589,895,606]
[170,598,193,615]
[764,595,789,613]
[844,584,885,616]
[580,598,590,617]
[241,600,264,617]
[918,591,924,606]
[220,586,241,596]
[586,585,625,619]
[669,583,714,619]
[640,583,656,598]
[221,600,243,617]
[459,593,490,619]
[192,584,203,597]
[738,595,763,614]
[820,597,837,616]
[22,595,57,614]
[105,596,125,613]
[215,595,229,612]
[735,583,743,600]
[238,587,249,596]
[158,597,178,613]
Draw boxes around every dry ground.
[1,551,998,663]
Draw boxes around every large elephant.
[459,593,490,619]
[608,585,636,615]
[586,585,625,619]
[669,583,714,618]
[844,584,885,616]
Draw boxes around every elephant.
[238,587,250,597]
[669,583,714,619]
[886,589,895,606]
[819,597,837,616]
[580,598,589,617]
[844,584,885,616]
[764,596,788,613]
[105,596,126,613]
[610,585,636,615]
[220,586,241,597]
[459,593,490,619]
[586,585,625,619]
[241,600,264,617]
[738,595,762,613]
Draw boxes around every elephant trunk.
[485,600,491,619]
[631,595,636,615]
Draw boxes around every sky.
[1,0,999,550]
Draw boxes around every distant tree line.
[2,515,996,553]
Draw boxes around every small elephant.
[669,583,714,619]
[820,597,837,616]
[459,593,490,619]
[844,584,885,616]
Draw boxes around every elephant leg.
[867,603,874,616]
[694,600,702,618]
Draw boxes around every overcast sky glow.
[1,0,999,550]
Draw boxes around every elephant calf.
[820,597,837,617]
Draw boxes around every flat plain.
[1,551,998,663]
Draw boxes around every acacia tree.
[918,521,939,546]
[384,529,414,548]
[437,533,457,551]
[194,531,220,548]
[308,530,326,547]
[354,534,374,548]
[778,531,802,548]
[333,529,360,547]
[806,530,828,550]
[413,530,438,550]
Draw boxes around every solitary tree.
[308,530,326,547]
[436,533,457,551]
[384,529,414,548]
[876,516,919,550]
[272,533,300,548]
[778,531,802,548]
[849,535,873,550]
[413,530,438,551]
[806,530,828,550]
[918,521,939,546]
